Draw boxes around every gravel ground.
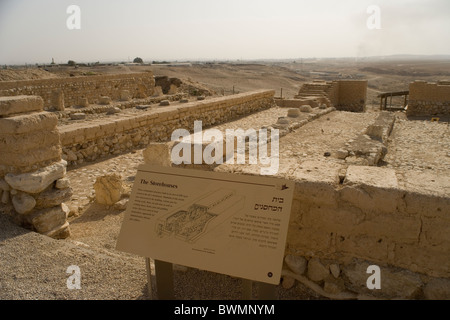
[384,114,450,175]
[0,212,323,300]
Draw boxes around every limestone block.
[153,86,163,97]
[51,89,64,111]
[171,134,233,166]
[0,112,58,135]
[0,145,61,168]
[285,254,307,275]
[65,150,77,162]
[0,95,44,117]
[337,234,389,262]
[277,117,290,124]
[329,264,340,278]
[35,187,73,209]
[106,107,121,115]
[287,108,301,118]
[143,142,173,166]
[12,193,36,214]
[31,203,69,234]
[342,259,422,299]
[114,198,128,211]
[168,84,178,95]
[323,276,345,294]
[342,166,399,209]
[1,190,9,204]
[339,185,401,216]
[0,178,11,191]
[44,221,71,239]
[300,105,312,113]
[307,258,330,282]
[393,243,450,278]
[99,96,111,105]
[335,149,349,160]
[78,97,89,108]
[55,178,70,189]
[70,113,86,120]
[0,130,60,153]
[4,160,67,194]
[120,90,131,101]
[159,100,170,106]
[94,174,123,205]
[281,276,296,289]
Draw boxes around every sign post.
[116,164,295,299]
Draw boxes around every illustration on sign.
[155,188,244,243]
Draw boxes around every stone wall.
[0,73,156,109]
[407,80,450,116]
[142,115,450,299]
[0,96,71,239]
[283,165,450,299]
[59,90,276,166]
[294,80,367,112]
[335,80,368,112]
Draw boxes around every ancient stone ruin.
[0,69,449,300]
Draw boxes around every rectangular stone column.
[0,95,71,239]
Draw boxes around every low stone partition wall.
[274,98,330,109]
[0,72,156,110]
[59,90,276,166]
[407,80,450,117]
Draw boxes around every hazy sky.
[0,0,449,64]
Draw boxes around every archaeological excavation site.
[0,61,449,300]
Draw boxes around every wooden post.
[280,88,283,99]
[259,282,277,299]
[242,279,253,300]
[154,260,174,299]
[145,258,153,299]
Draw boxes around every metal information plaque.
[116,164,295,285]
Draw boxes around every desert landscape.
[0,56,449,300]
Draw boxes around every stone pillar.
[0,95,72,239]
[51,89,65,111]
[78,97,89,108]
[120,90,131,101]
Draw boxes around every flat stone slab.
[344,165,398,189]
[0,112,58,134]
[0,95,43,117]
[293,160,342,184]
[400,169,450,197]
[4,160,67,194]
[70,113,86,120]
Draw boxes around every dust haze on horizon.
[0,0,449,65]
